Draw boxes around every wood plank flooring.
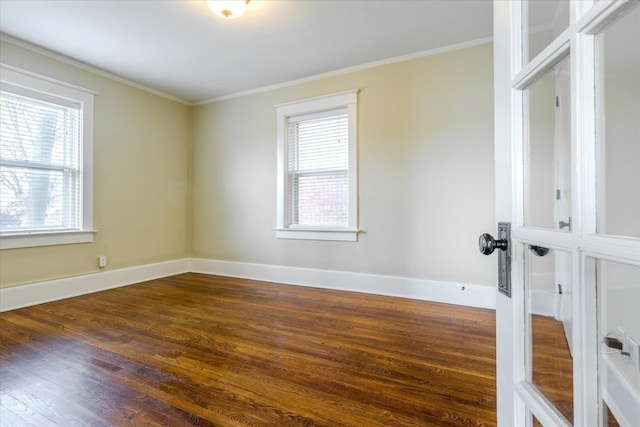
[1,273,497,426]
[531,314,573,425]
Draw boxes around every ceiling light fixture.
[207,0,250,19]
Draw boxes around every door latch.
[479,222,511,298]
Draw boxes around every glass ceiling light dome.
[207,0,250,19]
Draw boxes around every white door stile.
[572,5,595,425]
[494,1,519,425]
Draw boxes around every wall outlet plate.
[626,337,640,372]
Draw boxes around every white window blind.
[0,88,82,234]
[287,109,349,227]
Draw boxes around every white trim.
[580,235,640,266]
[195,37,494,105]
[190,258,496,310]
[516,381,572,427]
[530,289,558,317]
[274,228,359,242]
[0,34,192,106]
[0,258,496,313]
[514,227,574,250]
[577,0,640,34]
[1,64,95,247]
[275,90,358,240]
[1,33,495,108]
[0,63,97,96]
[494,0,521,424]
[512,33,571,90]
[0,230,97,250]
[0,258,190,312]
[274,89,357,116]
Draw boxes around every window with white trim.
[0,65,95,249]
[275,90,358,241]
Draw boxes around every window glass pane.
[524,56,572,231]
[596,4,640,238]
[527,0,570,62]
[1,90,81,233]
[0,91,79,167]
[0,167,77,232]
[526,246,573,424]
[293,172,347,226]
[288,111,349,227]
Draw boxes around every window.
[0,65,95,249]
[275,90,358,241]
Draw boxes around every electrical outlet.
[626,337,640,372]
[98,256,107,268]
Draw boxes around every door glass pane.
[605,404,622,427]
[533,414,543,426]
[527,0,570,62]
[527,246,573,424]
[596,4,640,238]
[593,258,640,426]
[525,56,572,231]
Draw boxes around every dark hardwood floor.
[531,314,573,425]
[1,273,497,426]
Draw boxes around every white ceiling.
[0,0,493,105]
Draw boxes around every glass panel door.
[595,4,640,238]
[502,0,640,425]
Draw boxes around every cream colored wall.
[0,41,191,287]
[192,43,496,286]
[1,42,496,291]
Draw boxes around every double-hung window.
[0,65,95,249]
[275,90,358,241]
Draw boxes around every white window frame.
[275,89,359,242]
[0,64,96,249]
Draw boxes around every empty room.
[1,1,638,426]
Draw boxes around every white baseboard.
[191,258,496,310]
[0,258,190,312]
[529,289,558,318]
[1,258,497,312]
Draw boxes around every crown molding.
[0,33,193,106]
[195,36,494,105]
[1,33,493,108]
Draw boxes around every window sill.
[0,230,97,250]
[275,228,359,242]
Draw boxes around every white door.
[493,0,640,426]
